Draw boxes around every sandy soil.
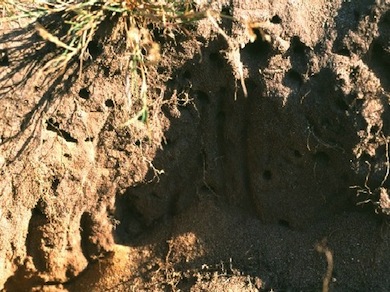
[1,0,390,291]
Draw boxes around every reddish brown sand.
[1,0,389,291]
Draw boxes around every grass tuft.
[1,0,213,125]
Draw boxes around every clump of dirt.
[1,0,390,291]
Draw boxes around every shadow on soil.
[111,3,390,290]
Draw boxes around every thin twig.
[315,238,334,292]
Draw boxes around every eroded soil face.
[1,0,390,291]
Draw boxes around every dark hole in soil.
[291,36,309,55]
[87,40,103,59]
[349,66,360,79]
[31,200,45,216]
[243,29,272,56]
[46,118,60,129]
[114,193,146,243]
[51,177,60,192]
[335,48,351,57]
[147,24,159,41]
[263,170,272,180]
[270,15,282,24]
[137,113,144,121]
[85,137,94,142]
[46,119,78,143]
[79,88,91,100]
[105,99,114,107]
[90,3,101,12]
[278,219,290,228]
[103,66,110,77]
[26,203,47,272]
[0,49,9,66]
[221,5,233,16]
[146,23,154,31]
[80,212,94,260]
[66,269,75,279]
[135,137,149,147]
[61,131,78,143]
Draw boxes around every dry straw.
[1,1,212,123]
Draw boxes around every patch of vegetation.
[0,0,213,123]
